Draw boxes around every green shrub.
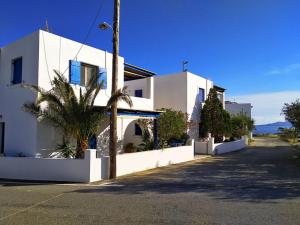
[199,88,232,139]
[278,127,299,144]
[231,114,254,139]
[55,143,76,158]
[124,143,137,153]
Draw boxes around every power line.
[41,31,52,85]
[61,0,106,76]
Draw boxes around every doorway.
[0,123,4,154]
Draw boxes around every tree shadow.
[71,145,300,203]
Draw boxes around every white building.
[225,101,252,118]
[153,72,225,140]
[0,30,159,157]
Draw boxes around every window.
[199,88,205,103]
[135,124,142,136]
[80,63,99,86]
[69,60,107,88]
[135,89,143,98]
[12,57,22,84]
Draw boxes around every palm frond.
[106,86,133,108]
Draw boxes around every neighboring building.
[0,30,159,157]
[225,101,252,118]
[153,72,225,140]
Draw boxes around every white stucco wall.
[213,138,247,155]
[153,72,214,139]
[0,30,155,156]
[0,145,194,182]
[0,31,40,156]
[38,30,124,106]
[0,149,108,182]
[153,73,187,112]
[195,136,247,155]
[116,142,195,177]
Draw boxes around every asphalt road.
[1,137,300,225]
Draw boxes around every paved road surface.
[1,137,300,225]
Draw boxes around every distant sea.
[253,121,292,135]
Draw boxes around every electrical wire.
[41,31,52,85]
[61,0,106,76]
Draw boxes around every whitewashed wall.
[0,30,155,156]
[214,137,247,155]
[0,150,108,182]
[0,31,40,156]
[195,137,247,155]
[116,141,194,176]
[153,72,214,139]
[0,144,194,183]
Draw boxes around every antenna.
[182,60,188,72]
[45,19,50,32]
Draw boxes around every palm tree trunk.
[76,138,88,159]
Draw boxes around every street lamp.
[99,22,113,31]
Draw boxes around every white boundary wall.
[214,138,247,155]
[0,143,194,182]
[116,142,194,177]
[0,150,108,183]
[195,136,247,155]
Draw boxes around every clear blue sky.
[1,0,300,123]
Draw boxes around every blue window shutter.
[99,67,107,89]
[135,89,143,98]
[12,58,22,84]
[69,60,81,84]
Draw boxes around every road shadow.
[72,144,300,203]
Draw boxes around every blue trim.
[69,60,81,85]
[99,67,107,89]
[117,112,160,118]
[107,111,160,118]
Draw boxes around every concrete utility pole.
[109,0,120,179]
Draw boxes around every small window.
[80,63,99,86]
[199,88,205,103]
[135,124,142,136]
[12,57,22,84]
[135,89,143,98]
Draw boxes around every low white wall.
[0,150,108,183]
[195,136,247,155]
[0,144,195,182]
[116,143,194,177]
[213,137,247,155]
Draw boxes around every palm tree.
[23,70,132,158]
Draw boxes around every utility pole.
[109,0,120,179]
